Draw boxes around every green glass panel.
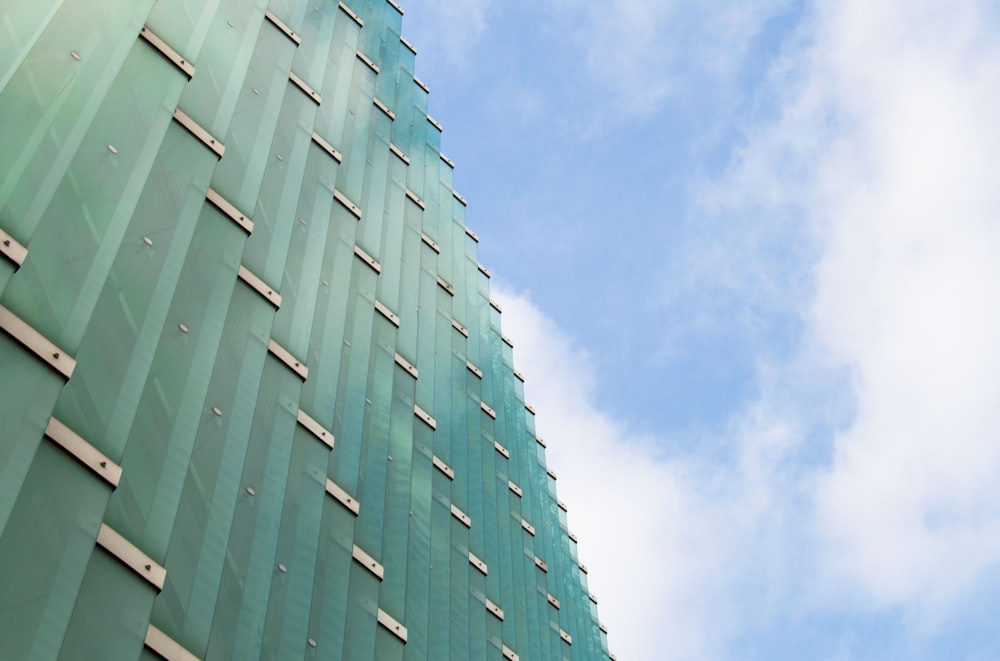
[57,549,155,661]
[206,356,300,660]
[0,442,110,660]
[144,0,221,61]
[0,336,66,533]
[148,284,271,656]
[240,86,315,313]
[0,0,156,240]
[341,562,379,659]
[1,40,186,352]
[260,427,327,661]
[209,25,295,213]
[177,0,268,138]
[306,496,355,656]
[0,0,62,88]
[52,121,217,461]
[0,260,14,294]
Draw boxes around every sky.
[403,1,1000,659]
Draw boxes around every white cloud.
[401,0,492,72]
[801,0,1000,611]
[494,285,809,660]
[545,0,790,122]
[494,0,1000,657]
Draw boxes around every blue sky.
[405,1,1000,659]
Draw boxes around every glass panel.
[57,547,155,661]
[52,121,217,461]
[208,25,295,214]
[177,0,269,138]
[0,0,157,241]
[1,40,187,352]
[149,284,271,657]
[0,335,66,533]
[260,427,327,661]
[0,442,111,660]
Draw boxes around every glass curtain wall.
[0,1,611,659]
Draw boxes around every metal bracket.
[352,544,384,580]
[139,26,194,78]
[353,245,381,273]
[96,523,165,590]
[420,233,439,253]
[356,50,379,74]
[144,624,200,661]
[394,352,418,379]
[0,227,27,267]
[338,2,364,27]
[326,478,359,515]
[289,71,321,105]
[265,10,301,45]
[374,300,400,327]
[413,404,436,430]
[335,189,362,219]
[377,609,407,643]
[405,188,425,210]
[432,455,454,480]
[0,305,75,378]
[237,265,281,308]
[297,409,334,449]
[373,97,395,120]
[173,108,224,158]
[311,132,342,163]
[45,417,121,487]
[389,143,410,165]
[206,188,253,234]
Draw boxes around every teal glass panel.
[269,145,334,360]
[260,427,327,661]
[377,365,415,617]
[374,624,405,661]
[402,440,433,660]
[177,0,268,138]
[313,15,358,144]
[329,266,377,494]
[0,0,62,87]
[144,0,221,61]
[57,548,156,661]
[353,317,394,555]
[299,234,353,420]
[306,494,355,657]
[0,441,110,660]
[206,356,300,660]
[0,336,66,533]
[1,40,186,352]
[52,121,217,461]
[209,25,295,213]
[148,284,271,657]
[240,83,314,293]
[341,562,379,659]
[0,0,156,242]
[0,260,14,294]
[426,479,452,660]
[291,1,335,92]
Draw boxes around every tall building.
[0,1,612,659]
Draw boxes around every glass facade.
[0,1,611,659]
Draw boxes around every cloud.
[401,0,492,72]
[494,0,1000,657]
[799,0,1000,611]
[494,284,812,660]
[544,0,791,123]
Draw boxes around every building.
[0,1,611,659]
